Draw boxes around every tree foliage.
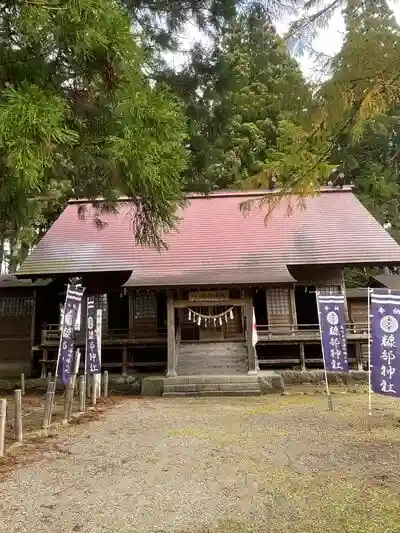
[2,0,400,272]
[0,0,188,260]
[162,3,333,195]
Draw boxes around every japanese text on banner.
[58,285,85,385]
[316,294,349,372]
[86,296,101,374]
[370,289,400,397]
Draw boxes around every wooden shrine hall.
[4,186,400,385]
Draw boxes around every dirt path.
[1,394,400,533]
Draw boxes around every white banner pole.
[367,287,373,430]
[96,308,102,397]
[316,291,333,411]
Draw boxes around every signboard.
[188,290,229,302]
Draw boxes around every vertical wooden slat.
[299,342,306,371]
[289,284,297,332]
[128,291,134,336]
[245,294,257,375]
[167,293,177,377]
[341,270,350,321]
[122,347,128,376]
[41,349,48,379]
[355,342,363,371]
[14,389,23,443]
[29,288,36,376]
[0,399,6,456]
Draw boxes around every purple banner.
[86,296,101,374]
[316,293,349,372]
[58,285,84,385]
[370,289,400,397]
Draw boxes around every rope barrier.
[188,306,235,327]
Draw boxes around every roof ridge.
[67,186,354,204]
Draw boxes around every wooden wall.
[0,289,35,377]
[348,298,368,324]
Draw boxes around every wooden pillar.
[175,290,182,362]
[167,293,177,377]
[128,291,134,336]
[290,284,297,334]
[122,346,128,376]
[245,294,257,375]
[128,291,134,371]
[41,348,48,379]
[355,342,363,371]
[29,289,36,377]
[341,269,349,321]
[299,342,306,371]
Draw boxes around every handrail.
[256,322,368,334]
[41,325,167,343]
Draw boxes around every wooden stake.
[63,379,75,423]
[20,373,25,396]
[14,389,23,443]
[299,343,306,372]
[66,350,81,421]
[103,371,109,398]
[0,399,6,457]
[79,375,86,413]
[47,379,57,429]
[42,381,54,432]
[96,374,101,398]
[91,374,97,406]
[86,373,91,399]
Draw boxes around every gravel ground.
[1,393,400,533]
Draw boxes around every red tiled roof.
[17,188,400,286]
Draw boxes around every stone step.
[164,382,260,393]
[177,362,247,367]
[177,370,247,376]
[164,375,259,385]
[163,389,261,398]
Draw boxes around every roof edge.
[67,185,354,205]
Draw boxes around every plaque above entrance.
[188,290,229,302]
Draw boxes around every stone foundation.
[278,370,368,386]
[0,370,369,396]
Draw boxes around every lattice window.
[135,294,157,319]
[267,288,290,315]
[0,297,34,317]
[94,294,108,331]
[318,285,341,295]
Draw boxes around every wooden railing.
[256,322,369,341]
[40,324,167,345]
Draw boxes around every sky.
[276,0,400,80]
[171,1,400,81]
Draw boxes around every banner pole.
[49,284,70,428]
[316,291,333,411]
[367,287,373,431]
